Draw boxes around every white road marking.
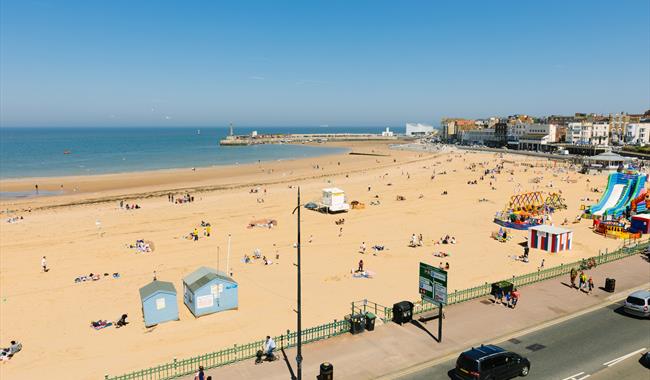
[602,347,646,367]
[561,372,590,380]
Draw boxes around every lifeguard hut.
[320,188,350,213]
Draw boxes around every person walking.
[193,228,199,241]
[588,277,594,294]
[359,242,366,254]
[357,259,364,273]
[578,271,586,290]
[511,288,520,309]
[41,256,48,272]
[494,288,503,305]
[505,291,511,307]
[193,365,205,380]
[570,268,578,288]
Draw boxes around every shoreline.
[0,143,350,190]
[0,140,427,211]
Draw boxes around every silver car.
[623,290,650,318]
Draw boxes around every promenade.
[184,254,649,380]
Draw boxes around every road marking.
[561,372,590,380]
[602,347,646,367]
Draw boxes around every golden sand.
[0,142,619,379]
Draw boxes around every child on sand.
[41,256,48,272]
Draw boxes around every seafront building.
[444,110,650,153]
[405,123,435,136]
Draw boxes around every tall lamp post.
[291,187,303,380]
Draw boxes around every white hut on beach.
[322,188,350,213]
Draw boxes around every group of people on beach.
[409,233,424,247]
[243,248,274,265]
[188,222,211,241]
[0,341,21,362]
[119,200,141,210]
[169,193,194,204]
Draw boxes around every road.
[396,300,650,380]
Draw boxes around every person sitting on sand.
[116,314,129,328]
[253,248,262,259]
[450,236,456,244]
[409,234,418,247]
[445,262,450,270]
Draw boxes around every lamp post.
[292,187,303,380]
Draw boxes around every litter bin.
[392,301,413,325]
[365,312,376,331]
[605,278,616,293]
[318,362,333,380]
[491,281,514,296]
[345,314,366,334]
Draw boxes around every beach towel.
[91,322,113,330]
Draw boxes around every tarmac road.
[396,299,650,380]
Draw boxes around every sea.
[0,126,404,180]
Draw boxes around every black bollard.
[318,362,333,380]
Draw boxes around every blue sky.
[1,0,648,127]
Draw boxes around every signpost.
[419,262,447,342]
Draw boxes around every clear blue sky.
[1,0,648,127]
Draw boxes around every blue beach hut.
[183,266,238,317]
[139,280,179,327]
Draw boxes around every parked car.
[641,352,650,369]
[454,344,530,379]
[623,290,650,318]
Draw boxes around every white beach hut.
[322,187,350,213]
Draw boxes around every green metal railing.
[106,238,648,379]
[105,320,349,380]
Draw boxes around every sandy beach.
[0,142,622,380]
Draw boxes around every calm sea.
[0,127,403,180]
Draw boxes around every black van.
[454,344,530,380]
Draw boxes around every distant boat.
[63,150,72,155]
[197,129,201,135]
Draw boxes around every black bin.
[605,278,616,293]
[365,312,376,331]
[318,362,333,380]
[392,301,414,324]
[491,281,514,296]
[345,314,366,334]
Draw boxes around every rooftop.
[139,280,176,301]
[183,266,235,292]
[530,225,572,234]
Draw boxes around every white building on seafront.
[625,123,650,145]
[517,124,557,152]
[566,122,610,146]
[405,123,435,136]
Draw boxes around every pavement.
[182,254,649,380]
[396,299,650,380]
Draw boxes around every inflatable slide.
[587,171,647,219]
